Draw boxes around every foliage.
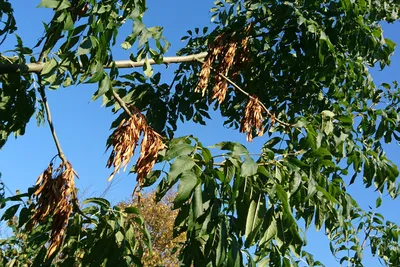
[118,191,185,267]
[153,137,400,266]
[0,0,399,266]
[0,188,151,266]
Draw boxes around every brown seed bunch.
[196,58,212,96]
[212,41,237,103]
[196,31,251,104]
[240,96,265,142]
[106,114,145,182]
[30,161,77,258]
[106,108,166,188]
[196,35,224,96]
[136,127,166,186]
[232,35,250,78]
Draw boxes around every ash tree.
[0,0,399,266]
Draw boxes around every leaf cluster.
[0,190,151,266]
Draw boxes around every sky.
[0,1,399,266]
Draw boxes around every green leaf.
[306,176,317,201]
[37,0,60,9]
[193,183,203,219]
[18,207,30,226]
[242,250,256,267]
[142,170,161,187]
[143,56,153,78]
[376,196,382,208]
[264,137,281,148]
[124,206,141,215]
[223,160,236,184]
[275,184,295,226]
[165,143,195,161]
[316,185,339,205]
[92,74,110,100]
[121,41,132,50]
[216,220,228,265]
[245,194,264,247]
[1,204,20,221]
[241,155,258,177]
[115,231,124,243]
[63,13,74,30]
[77,36,92,55]
[57,0,71,10]
[174,171,197,206]
[142,224,153,254]
[321,110,335,118]
[82,197,111,209]
[86,64,104,83]
[260,211,277,246]
[297,15,306,26]
[168,156,195,182]
[245,199,258,238]
[41,58,58,75]
[227,238,241,267]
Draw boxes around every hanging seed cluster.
[29,161,77,258]
[196,35,236,103]
[107,109,165,186]
[136,129,165,184]
[196,26,251,102]
[197,27,270,142]
[240,96,265,142]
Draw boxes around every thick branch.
[0,52,208,74]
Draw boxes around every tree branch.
[111,89,133,117]
[34,75,68,165]
[30,21,70,165]
[0,52,208,74]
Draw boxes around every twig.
[34,75,68,165]
[30,11,69,165]
[357,211,375,259]
[168,66,183,91]
[360,227,372,250]
[112,90,134,117]
[194,57,293,128]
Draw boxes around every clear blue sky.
[0,2,398,266]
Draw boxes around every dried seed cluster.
[106,113,145,182]
[240,96,265,142]
[107,109,165,186]
[197,26,272,142]
[196,35,238,103]
[196,27,251,104]
[136,129,166,185]
[30,161,77,258]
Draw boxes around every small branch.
[360,227,372,250]
[0,52,208,74]
[168,66,183,91]
[194,57,293,128]
[29,16,70,165]
[112,90,134,117]
[34,75,68,165]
